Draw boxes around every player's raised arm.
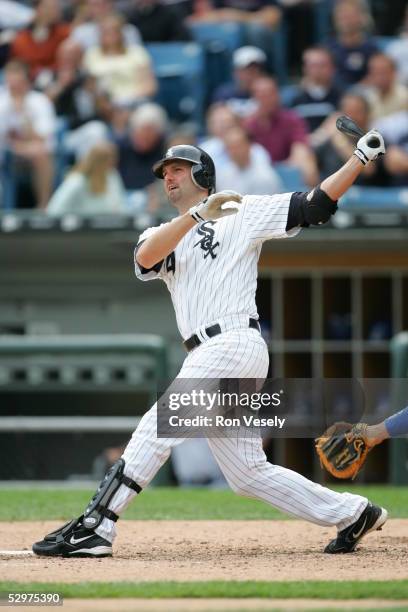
[320,130,385,201]
[286,129,386,230]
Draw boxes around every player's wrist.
[365,423,389,447]
[353,148,369,165]
[189,200,207,224]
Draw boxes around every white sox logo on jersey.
[194,221,219,260]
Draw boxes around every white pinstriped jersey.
[135,192,300,340]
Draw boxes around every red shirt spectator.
[11,0,70,80]
[245,106,308,162]
[244,76,318,186]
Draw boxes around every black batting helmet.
[152,145,216,194]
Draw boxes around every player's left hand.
[354,129,385,165]
[189,190,242,223]
[315,422,371,480]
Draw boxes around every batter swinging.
[33,132,388,558]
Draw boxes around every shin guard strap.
[122,475,142,494]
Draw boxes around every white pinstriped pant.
[96,329,367,543]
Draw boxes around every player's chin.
[168,188,180,203]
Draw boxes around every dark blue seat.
[188,22,244,97]
[274,163,306,192]
[147,43,206,126]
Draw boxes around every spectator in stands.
[11,0,71,87]
[0,59,56,209]
[190,0,281,28]
[45,38,116,166]
[367,0,407,37]
[116,102,167,191]
[0,1,33,30]
[200,102,273,168]
[244,76,319,186]
[291,47,341,133]
[200,103,241,166]
[70,0,142,51]
[313,92,389,185]
[276,0,317,74]
[0,29,12,69]
[46,39,112,130]
[212,46,268,117]
[121,0,191,43]
[325,0,378,88]
[216,126,283,193]
[47,141,126,215]
[386,7,408,86]
[375,110,408,187]
[82,14,157,108]
[44,37,115,166]
[189,0,281,63]
[166,126,198,148]
[363,53,408,122]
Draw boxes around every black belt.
[183,318,260,352]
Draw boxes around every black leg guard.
[83,458,142,530]
[44,517,83,542]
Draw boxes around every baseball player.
[33,129,388,558]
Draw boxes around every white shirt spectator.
[71,22,141,51]
[83,44,154,106]
[0,88,56,154]
[216,148,283,194]
[386,39,408,86]
[373,110,408,145]
[200,137,272,169]
[47,170,127,215]
[0,0,33,29]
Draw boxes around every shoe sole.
[33,544,112,558]
[65,546,112,558]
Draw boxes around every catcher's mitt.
[315,422,370,480]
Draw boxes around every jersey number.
[165,252,175,274]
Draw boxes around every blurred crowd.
[0,0,407,216]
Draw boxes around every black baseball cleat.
[32,516,112,558]
[324,502,387,554]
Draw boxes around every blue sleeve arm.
[385,405,408,437]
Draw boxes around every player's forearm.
[320,156,363,201]
[136,213,196,268]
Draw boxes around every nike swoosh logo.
[70,535,93,545]
[351,517,367,539]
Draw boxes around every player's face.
[162,160,203,208]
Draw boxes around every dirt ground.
[1,519,407,583]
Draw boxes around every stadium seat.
[280,84,299,107]
[188,22,244,98]
[274,163,306,192]
[1,151,17,210]
[313,0,335,43]
[189,22,244,54]
[147,43,206,126]
[339,186,408,209]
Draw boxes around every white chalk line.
[0,550,34,556]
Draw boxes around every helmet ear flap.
[191,163,209,191]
